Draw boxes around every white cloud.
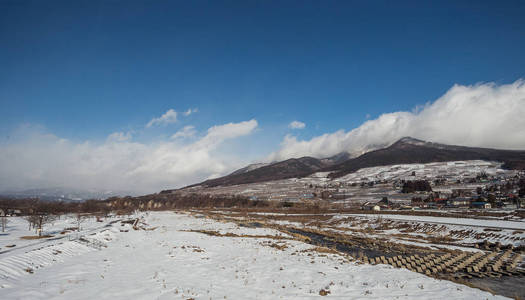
[146,109,178,128]
[171,125,196,139]
[197,119,258,148]
[269,79,525,161]
[0,120,258,194]
[107,131,132,142]
[183,108,198,116]
[288,120,306,129]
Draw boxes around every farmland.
[1,210,523,299]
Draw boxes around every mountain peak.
[397,137,427,144]
[390,137,429,148]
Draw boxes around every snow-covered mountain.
[184,137,525,188]
[228,163,271,176]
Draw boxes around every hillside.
[184,137,525,188]
[327,137,525,178]
[191,157,329,187]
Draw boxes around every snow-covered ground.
[332,160,506,183]
[0,214,119,253]
[346,214,525,230]
[0,212,510,299]
[238,211,525,247]
[325,214,525,247]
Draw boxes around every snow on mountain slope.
[181,137,525,190]
[228,163,271,175]
[332,160,505,183]
[0,212,508,299]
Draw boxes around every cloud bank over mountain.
[0,120,257,194]
[269,80,525,161]
[1,80,524,195]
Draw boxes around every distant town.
[176,160,525,212]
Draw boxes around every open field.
[0,211,521,299]
[196,208,525,298]
[0,214,121,255]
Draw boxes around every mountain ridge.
[178,137,525,190]
[327,137,525,178]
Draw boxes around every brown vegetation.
[187,229,290,241]
[20,235,53,240]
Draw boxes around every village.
[179,160,525,213]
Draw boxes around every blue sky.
[1,1,525,193]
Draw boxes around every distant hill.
[225,151,352,178]
[228,163,270,176]
[0,187,132,202]
[327,137,525,178]
[181,137,525,189]
[189,156,329,188]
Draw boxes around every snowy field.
[326,214,525,248]
[0,212,510,299]
[346,214,525,230]
[332,160,506,183]
[1,214,118,253]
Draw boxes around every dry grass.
[319,289,330,296]
[309,246,339,254]
[483,228,502,232]
[20,235,53,240]
[186,229,290,240]
[260,241,289,250]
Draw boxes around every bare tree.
[34,214,56,236]
[25,215,37,231]
[25,208,56,236]
[75,212,90,231]
[98,203,111,219]
[1,210,7,232]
